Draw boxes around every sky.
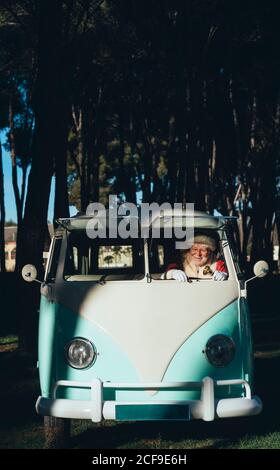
[0,130,76,223]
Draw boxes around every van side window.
[224,225,244,276]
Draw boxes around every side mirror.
[21,264,42,284]
[244,260,269,295]
[253,260,269,278]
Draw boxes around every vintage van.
[22,209,267,425]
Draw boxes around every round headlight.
[204,334,235,367]
[65,337,96,369]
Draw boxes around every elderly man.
[165,234,228,282]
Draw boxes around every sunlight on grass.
[234,432,280,449]
[0,335,18,345]
[0,335,19,353]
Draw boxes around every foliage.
[4,219,17,226]
[0,0,279,265]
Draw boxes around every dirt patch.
[0,343,18,353]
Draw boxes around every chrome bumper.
[36,377,262,422]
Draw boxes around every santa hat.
[193,234,216,252]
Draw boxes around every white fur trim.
[193,235,216,252]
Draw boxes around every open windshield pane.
[63,232,144,281]
[98,246,133,269]
[149,227,229,280]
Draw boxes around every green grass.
[0,335,18,345]
[0,330,280,449]
[234,433,280,449]
[0,336,19,353]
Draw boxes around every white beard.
[183,258,217,278]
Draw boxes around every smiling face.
[187,243,212,267]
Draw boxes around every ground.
[0,316,280,449]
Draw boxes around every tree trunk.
[122,104,139,204]
[15,165,28,271]
[20,166,28,218]
[90,86,103,203]
[9,98,27,271]
[185,78,196,204]
[44,416,71,449]
[0,140,6,272]
[166,114,177,204]
[196,81,210,212]
[18,0,63,265]
[17,0,63,355]
[53,30,70,221]
[9,98,22,227]
[73,108,87,212]
[250,152,275,265]
[140,111,152,203]
[91,149,100,203]
[54,106,70,221]
[118,105,125,196]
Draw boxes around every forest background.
[0,0,279,349]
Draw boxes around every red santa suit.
[166,259,227,279]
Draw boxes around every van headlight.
[204,335,235,367]
[65,337,96,369]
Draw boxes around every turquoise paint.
[39,298,140,399]
[116,404,190,421]
[38,296,58,397]
[115,299,246,401]
[38,297,253,403]
[161,299,245,400]
[239,298,254,387]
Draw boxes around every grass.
[0,335,18,345]
[0,423,44,449]
[235,432,280,449]
[0,329,280,449]
[0,335,19,352]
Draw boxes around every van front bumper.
[36,377,262,422]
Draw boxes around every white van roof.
[56,209,236,232]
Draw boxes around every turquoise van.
[22,209,267,425]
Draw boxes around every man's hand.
[213,270,228,281]
[170,269,188,282]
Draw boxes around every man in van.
[164,234,228,282]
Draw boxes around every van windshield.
[149,228,229,280]
[63,231,145,281]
